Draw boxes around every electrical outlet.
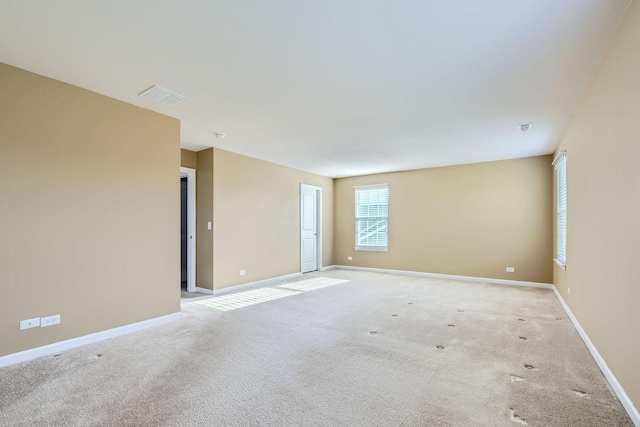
[207,221,212,230]
[41,315,60,327]
[348,256,353,261]
[239,270,246,276]
[506,267,515,273]
[20,318,40,330]
[568,287,571,295]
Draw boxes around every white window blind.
[355,185,388,251]
[554,154,567,266]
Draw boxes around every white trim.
[0,312,182,368]
[333,265,553,289]
[317,188,323,271]
[180,167,197,292]
[355,246,388,252]
[551,287,640,426]
[353,183,389,189]
[320,265,337,271]
[553,259,567,270]
[552,149,567,166]
[300,184,323,273]
[212,272,303,297]
[354,184,389,253]
[194,286,213,295]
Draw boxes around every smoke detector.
[519,123,533,132]
[138,85,190,106]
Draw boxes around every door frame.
[300,183,322,273]
[180,167,196,292]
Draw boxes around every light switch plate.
[41,314,61,327]
[20,318,40,330]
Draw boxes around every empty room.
[0,1,638,426]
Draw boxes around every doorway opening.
[181,177,188,290]
[180,167,196,293]
[300,184,322,273]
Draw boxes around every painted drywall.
[212,148,334,289]
[181,149,197,169]
[553,0,640,409]
[0,62,180,357]
[334,156,553,283]
[196,148,214,290]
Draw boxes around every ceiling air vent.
[139,85,190,106]
[519,123,533,132]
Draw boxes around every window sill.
[355,246,388,252]
[554,259,566,270]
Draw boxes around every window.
[554,153,567,266]
[355,185,388,251]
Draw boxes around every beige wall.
[553,0,640,408]
[335,156,553,283]
[196,148,214,290]
[0,63,180,357]
[180,149,197,169]
[212,149,333,289]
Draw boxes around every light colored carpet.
[0,270,633,426]
[180,290,210,299]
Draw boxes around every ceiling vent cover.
[519,123,533,132]
[139,85,190,106]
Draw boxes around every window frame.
[554,153,567,268]
[354,184,389,252]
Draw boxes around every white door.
[301,184,319,273]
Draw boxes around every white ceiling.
[0,1,631,178]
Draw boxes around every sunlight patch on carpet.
[192,288,300,311]
[279,277,349,292]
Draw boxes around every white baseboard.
[333,265,553,289]
[211,272,303,297]
[0,312,182,369]
[190,270,337,300]
[551,287,640,426]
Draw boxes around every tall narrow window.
[355,185,388,251]
[554,153,567,266]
